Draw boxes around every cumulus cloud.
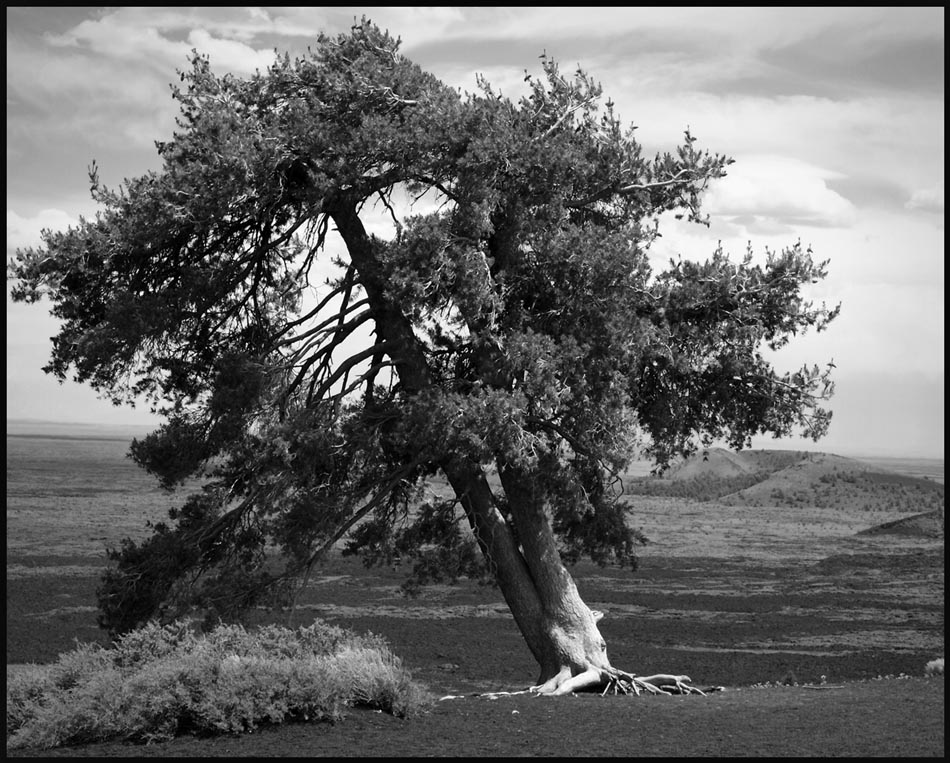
[44,13,191,75]
[187,29,279,74]
[906,181,945,214]
[704,155,857,230]
[43,7,285,76]
[180,7,323,42]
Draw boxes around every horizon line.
[6,418,943,462]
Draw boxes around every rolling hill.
[625,448,944,518]
[857,509,944,539]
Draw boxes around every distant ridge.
[665,447,942,482]
[665,448,811,481]
[6,419,157,440]
[629,447,944,513]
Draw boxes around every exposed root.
[601,669,709,696]
[438,666,718,701]
[531,666,604,696]
[470,668,714,699]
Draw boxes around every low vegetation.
[625,449,944,513]
[6,619,433,751]
[625,472,770,502]
[924,658,944,676]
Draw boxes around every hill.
[858,509,944,539]
[625,448,944,516]
[664,448,806,481]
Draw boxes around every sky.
[5,7,945,459]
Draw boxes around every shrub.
[6,619,433,751]
[625,472,769,502]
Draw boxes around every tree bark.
[497,463,611,691]
[331,196,612,693]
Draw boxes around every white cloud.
[329,6,468,48]
[906,181,945,214]
[44,14,191,75]
[185,7,324,41]
[704,156,857,230]
[603,90,942,202]
[187,29,279,75]
[44,8,286,76]
[6,209,78,254]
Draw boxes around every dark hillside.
[858,509,944,539]
[624,448,944,514]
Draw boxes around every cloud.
[704,156,857,230]
[187,29,279,74]
[176,7,324,42]
[383,7,944,101]
[43,7,287,76]
[6,36,179,152]
[906,181,945,214]
[44,13,191,76]
[375,7,941,52]
[6,209,79,255]
[758,13,944,99]
[825,175,913,211]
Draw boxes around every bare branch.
[616,169,690,194]
[281,311,378,404]
[540,95,595,141]
[565,170,694,209]
[305,340,395,406]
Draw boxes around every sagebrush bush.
[6,619,433,751]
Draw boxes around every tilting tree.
[10,20,839,696]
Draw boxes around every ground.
[6,442,945,757]
[7,517,944,757]
[9,679,943,758]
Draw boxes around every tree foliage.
[9,20,839,637]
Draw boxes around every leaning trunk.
[442,458,612,693]
[333,197,613,694]
[497,462,612,691]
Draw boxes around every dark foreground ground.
[6,486,945,757]
[8,533,945,757]
[9,678,944,758]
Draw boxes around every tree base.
[593,668,712,696]
[439,667,722,701]
[531,666,712,696]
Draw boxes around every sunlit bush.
[6,619,433,750]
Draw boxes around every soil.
[7,537,944,757]
[9,679,944,758]
[6,442,945,757]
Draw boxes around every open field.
[5,430,944,756]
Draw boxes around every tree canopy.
[10,20,839,652]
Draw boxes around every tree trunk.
[440,457,610,693]
[495,462,612,692]
[331,198,617,694]
[448,462,704,697]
